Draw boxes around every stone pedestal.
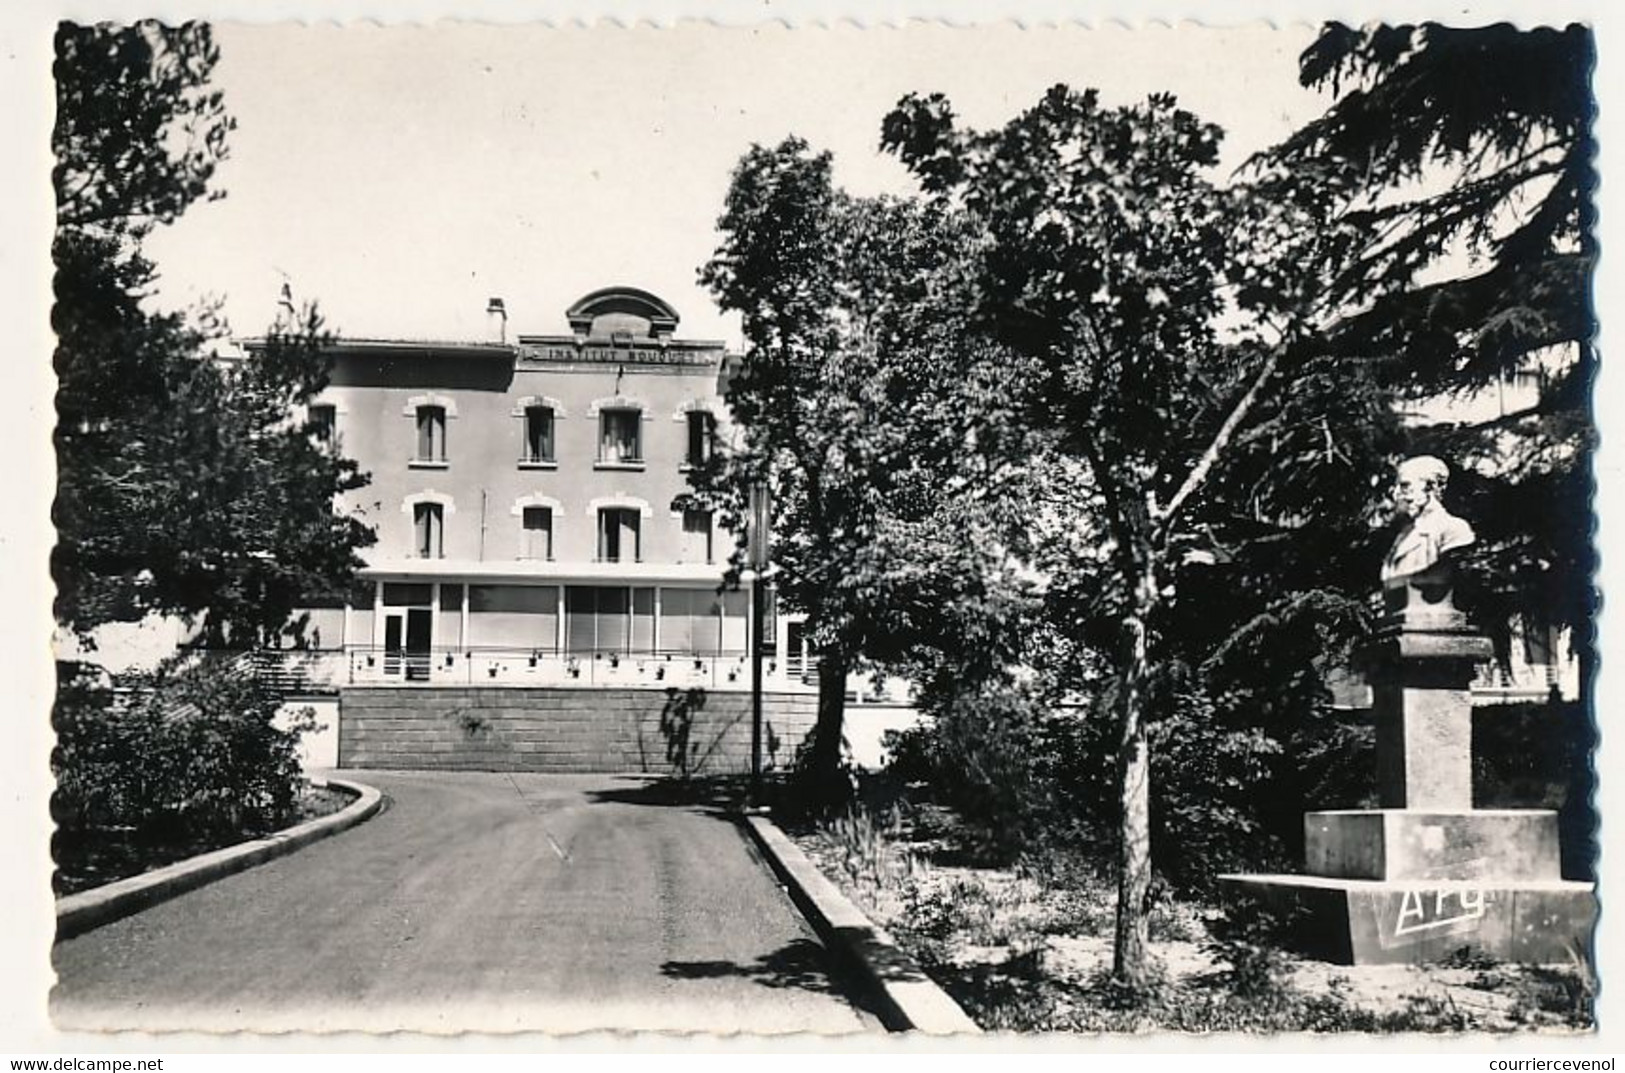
[1219,576,1595,964]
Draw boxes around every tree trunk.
[1112,565,1155,989]
[805,646,851,811]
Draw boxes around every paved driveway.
[52,772,879,1035]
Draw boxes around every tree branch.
[1156,337,1289,531]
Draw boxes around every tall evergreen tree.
[53,22,372,646]
[1259,23,1597,688]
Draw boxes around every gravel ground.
[789,815,1594,1034]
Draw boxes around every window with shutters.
[658,588,725,656]
[681,508,714,563]
[523,405,555,464]
[598,409,642,465]
[415,404,447,463]
[413,502,444,558]
[521,506,553,560]
[685,410,715,467]
[597,507,641,562]
[309,403,336,444]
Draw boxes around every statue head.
[1380,454,1476,592]
[1393,455,1450,521]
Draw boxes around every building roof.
[241,287,729,365]
[242,337,516,359]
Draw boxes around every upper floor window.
[309,403,336,444]
[599,409,642,465]
[523,405,555,464]
[681,508,714,563]
[597,507,641,563]
[521,506,554,560]
[686,411,716,467]
[413,502,444,559]
[415,405,447,463]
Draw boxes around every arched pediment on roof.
[566,286,680,341]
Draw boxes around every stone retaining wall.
[338,686,819,775]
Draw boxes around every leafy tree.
[695,139,1040,805]
[882,86,1399,985]
[1259,23,1597,688]
[52,22,372,646]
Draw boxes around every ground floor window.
[658,587,747,656]
[467,584,559,649]
[565,585,655,654]
[370,582,750,661]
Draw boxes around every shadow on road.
[585,774,749,813]
[660,937,887,1022]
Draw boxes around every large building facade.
[286,286,811,694]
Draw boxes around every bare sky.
[143,21,1327,349]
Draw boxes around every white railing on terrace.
[338,644,819,692]
[235,645,915,700]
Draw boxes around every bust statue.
[1381,455,1476,584]
[1379,456,1475,631]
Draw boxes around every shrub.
[53,654,314,841]
[900,877,998,946]
[890,672,1297,887]
[884,678,1060,860]
[1203,897,1298,1002]
[1145,685,1290,890]
[1473,700,1596,881]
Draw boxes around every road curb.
[741,814,981,1035]
[56,777,384,941]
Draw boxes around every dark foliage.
[881,82,1401,983]
[53,22,373,644]
[1472,699,1596,881]
[1259,23,1597,685]
[696,138,1041,806]
[52,656,315,847]
[891,684,1294,891]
